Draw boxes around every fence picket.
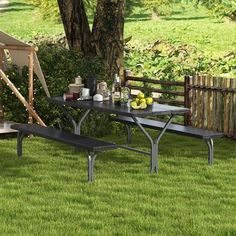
[218,78,224,132]
[229,79,235,137]
[196,76,202,128]
[234,89,236,138]
[191,75,197,127]
[207,76,213,130]
[212,77,218,131]
[223,78,229,135]
[202,75,208,128]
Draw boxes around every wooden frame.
[0,45,46,128]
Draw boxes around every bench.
[11,124,118,182]
[112,116,224,165]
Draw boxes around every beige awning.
[0,31,50,97]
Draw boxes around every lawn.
[125,6,236,57]
[0,0,63,41]
[0,1,236,235]
[1,1,236,56]
[0,130,235,235]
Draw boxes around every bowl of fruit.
[130,92,153,110]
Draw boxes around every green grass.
[0,3,236,234]
[1,1,236,56]
[125,6,236,57]
[0,131,235,235]
[0,0,63,41]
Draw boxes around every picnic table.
[48,97,189,173]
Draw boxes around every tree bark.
[92,0,125,82]
[57,0,94,55]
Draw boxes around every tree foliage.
[195,0,236,21]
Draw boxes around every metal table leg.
[125,124,132,145]
[59,105,78,133]
[77,109,91,135]
[57,105,91,135]
[132,115,174,174]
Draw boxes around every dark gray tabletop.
[48,97,189,117]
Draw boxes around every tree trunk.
[57,0,94,55]
[92,0,125,82]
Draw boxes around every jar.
[121,86,130,104]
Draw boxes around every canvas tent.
[0,31,50,132]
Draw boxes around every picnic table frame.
[48,97,189,173]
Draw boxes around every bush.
[125,40,236,79]
[125,40,236,99]
[28,0,60,21]
[2,39,112,137]
[196,0,236,21]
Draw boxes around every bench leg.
[206,139,214,165]
[125,124,132,145]
[17,131,25,158]
[87,152,97,182]
[151,143,158,173]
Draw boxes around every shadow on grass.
[163,16,209,21]
[0,150,39,179]
[1,2,34,13]
[98,151,145,164]
[125,13,151,22]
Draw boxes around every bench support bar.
[132,115,174,174]
[206,139,214,165]
[87,152,97,182]
[118,145,150,155]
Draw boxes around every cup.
[73,92,80,100]
[82,88,90,97]
[63,93,74,101]
[75,76,82,85]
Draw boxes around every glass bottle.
[112,74,121,105]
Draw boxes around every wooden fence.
[186,75,236,138]
[124,72,236,138]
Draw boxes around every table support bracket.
[132,115,174,174]
[60,105,77,133]
[56,105,91,135]
[77,109,91,135]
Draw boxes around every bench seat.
[112,116,224,140]
[11,124,118,182]
[112,115,224,164]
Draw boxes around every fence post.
[124,69,132,86]
[0,48,4,123]
[184,75,191,126]
[229,78,235,137]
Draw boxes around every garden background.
[0,0,235,235]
